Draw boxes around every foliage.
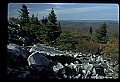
[21,23,49,44]
[91,23,108,43]
[48,8,57,24]
[17,6,61,44]
[41,16,48,26]
[100,37,119,61]
[18,4,30,26]
[30,14,40,25]
[60,21,119,37]
[46,24,62,43]
[46,8,62,43]
[55,31,77,51]
[72,30,100,54]
[75,40,100,54]
[89,27,92,34]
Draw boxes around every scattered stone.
[53,62,64,73]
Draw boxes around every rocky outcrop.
[7,22,119,79]
[28,43,119,79]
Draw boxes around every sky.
[8,3,119,20]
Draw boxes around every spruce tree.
[56,31,77,51]
[48,8,57,24]
[30,14,40,25]
[98,23,108,43]
[30,14,35,24]
[18,4,29,26]
[91,23,108,43]
[41,16,48,26]
[89,27,92,34]
[47,8,62,43]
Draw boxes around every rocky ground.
[7,22,119,79]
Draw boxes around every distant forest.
[59,20,119,37]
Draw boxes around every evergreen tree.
[46,8,62,43]
[18,4,29,26]
[91,23,108,43]
[48,8,57,24]
[30,14,35,24]
[30,14,40,25]
[89,27,92,34]
[41,16,48,26]
[55,31,77,51]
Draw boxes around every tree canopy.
[91,23,108,43]
[48,8,57,24]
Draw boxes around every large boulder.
[27,52,50,72]
[7,43,28,68]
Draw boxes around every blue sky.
[8,3,119,20]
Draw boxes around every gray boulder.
[53,62,64,73]
[27,52,50,72]
[7,43,28,67]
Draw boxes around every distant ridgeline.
[59,20,119,36]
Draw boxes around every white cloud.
[33,5,113,18]
[43,3,78,5]
[54,5,113,14]
[43,3,78,9]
